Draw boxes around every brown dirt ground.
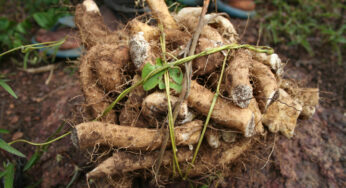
[0,7,345,188]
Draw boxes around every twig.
[19,64,58,74]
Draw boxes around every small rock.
[12,132,23,140]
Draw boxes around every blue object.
[31,16,82,58]
[178,0,255,19]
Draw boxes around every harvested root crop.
[225,49,253,108]
[74,0,319,186]
[262,89,302,138]
[188,80,255,137]
[73,120,203,150]
[250,60,279,112]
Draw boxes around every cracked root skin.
[262,89,302,138]
[225,49,253,108]
[73,120,203,150]
[188,81,255,137]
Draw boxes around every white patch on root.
[244,113,255,137]
[221,131,237,143]
[129,32,150,69]
[83,0,100,13]
[265,90,279,109]
[231,85,253,108]
[206,133,220,149]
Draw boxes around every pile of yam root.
[72,0,319,186]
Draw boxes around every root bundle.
[74,0,319,186]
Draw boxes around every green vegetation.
[0,0,71,50]
[258,0,345,64]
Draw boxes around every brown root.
[73,120,203,150]
[188,80,255,137]
[262,89,302,138]
[75,0,125,49]
[225,49,253,108]
[79,45,116,123]
[146,0,178,30]
[93,45,130,92]
[252,52,283,76]
[142,92,195,126]
[296,88,319,119]
[250,60,279,112]
[193,38,225,76]
[119,75,147,127]
[128,19,160,41]
[249,99,265,135]
[87,138,251,179]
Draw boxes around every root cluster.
[73,0,319,186]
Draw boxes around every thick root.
[262,89,302,138]
[193,38,225,75]
[93,45,129,92]
[128,19,160,41]
[188,80,255,137]
[252,52,283,76]
[142,92,195,126]
[250,60,279,112]
[79,45,116,123]
[87,139,251,178]
[225,49,253,108]
[75,0,125,48]
[73,120,203,150]
[146,0,178,30]
[249,99,265,135]
[296,88,319,119]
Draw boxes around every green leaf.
[141,63,156,79]
[24,151,39,171]
[15,20,31,34]
[143,71,164,91]
[3,162,14,188]
[0,169,6,178]
[33,9,56,29]
[0,17,10,31]
[0,138,25,157]
[156,58,163,66]
[0,80,18,99]
[169,67,183,85]
[0,129,10,134]
[158,79,165,90]
[169,81,182,93]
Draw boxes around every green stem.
[184,49,231,179]
[97,44,273,119]
[160,24,182,176]
[8,131,71,146]
[0,39,65,57]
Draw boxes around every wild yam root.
[75,0,319,185]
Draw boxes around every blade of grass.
[0,138,25,157]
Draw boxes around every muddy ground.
[0,7,345,188]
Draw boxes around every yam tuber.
[142,92,195,126]
[188,80,255,137]
[262,89,302,138]
[250,60,279,112]
[73,120,203,150]
[225,49,253,108]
